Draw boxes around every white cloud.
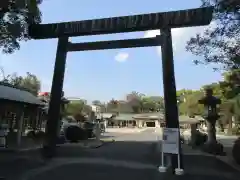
[115,52,129,62]
[143,28,198,56]
[143,22,215,57]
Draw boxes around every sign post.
[159,128,183,175]
[162,128,180,154]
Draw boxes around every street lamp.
[198,88,224,155]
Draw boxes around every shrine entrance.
[28,6,213,171]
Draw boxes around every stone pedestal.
[201,120,225,156]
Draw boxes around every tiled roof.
[114,114,134,121]
[0,83,43,105]
[133,112,164,119]
[101,113,113,119]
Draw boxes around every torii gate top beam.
[29,7,213,39]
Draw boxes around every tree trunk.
[227,116,233,134]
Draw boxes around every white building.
[91,105,101,113]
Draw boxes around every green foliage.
[125,91,164,113]
[0,0,42,53]
[107,99,119,113]
[178,90,204,116]
[233,95,240,118]
[177,69,240,135]
[184,1,239,129]
[103,94,164,114]
[65,101,92,116]
[186,0,239,70]
[220,69,240,99]
[1,71,41,95]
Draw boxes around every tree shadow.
[1,140,239,180]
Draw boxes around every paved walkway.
[24,162,158,180]
[1,130,239,180]
[21,155,240,180]
[18,139,240,180]
[0,152,45,180]
[105,128,147,133]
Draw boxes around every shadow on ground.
[56,140,158,164]
[25,163,239,180]
[0,140,239,180]
[0,151,45,180]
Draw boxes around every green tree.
[4,72,41,95]
[1,0,42,53]
[177,89,194,104]
[65,100,92,116]
[141,96,164,112]
[141,97,157,112]
[107,99,119,113]
[117,100,132,113]
[178,90,204,116]
[126,91,145,113]
[220,69,240,99]
[233,94,240,126]
[65,103,83,116]
[21,72,41,95]
[186,0,239,70]
[202,83,223,99]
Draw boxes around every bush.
[194,130,207,146]
[27,130,45,141]
[232,138,240,165]
[65,126,88,143]
[35,131,45,141]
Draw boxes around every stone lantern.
[198,88,224,155]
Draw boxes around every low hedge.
[65,126,88,143]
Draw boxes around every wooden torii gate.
[28,6,213,171]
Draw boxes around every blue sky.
[0,0,222,102]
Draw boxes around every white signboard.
[162,128,180,154]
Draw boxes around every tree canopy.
[65,100,92,117]
[1,70,41,95]
[186,0,239,70]
[0,0,42,53]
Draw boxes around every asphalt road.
[54,128,159,164]
[22,128,161,180]
[104,127,158,141]
[6,128,240,180]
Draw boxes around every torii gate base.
[29,7,213,174]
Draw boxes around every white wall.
[91,105,100,113]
